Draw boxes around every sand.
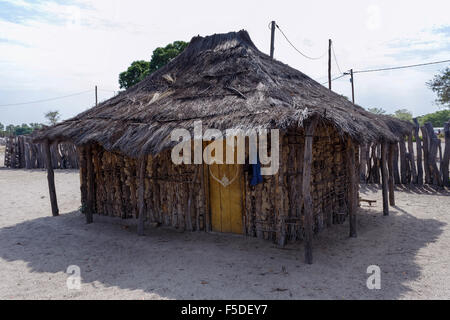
[0,156,449,299]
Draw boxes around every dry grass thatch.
[35,30,409,157]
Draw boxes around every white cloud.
[0,0,449,124]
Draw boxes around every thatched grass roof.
[35,30,409,157]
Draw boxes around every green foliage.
[119,60,151,90]
[427,67,450,108]
[367,107,387,115]
[118,41,189,89]
[44,110,60,126]
[0,123,44,137]
[148,41,188,73]
[417,109,450,127]
[392,109,413,122]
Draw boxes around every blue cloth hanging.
[250,158,263,186]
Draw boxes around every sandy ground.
[0,154,450,299]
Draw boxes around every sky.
[0,0,449,125]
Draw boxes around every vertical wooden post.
[44,140,59,217]
[443,121,450,187]
[302,117,318,264]
[350,69,355,104]
[413,118,423,186]
[425,122,443,186]
[85,145,94,224]
[270,21,276,59]
[359,143,367,183]
[387,143,395,206]
[421,126,431,184]
[407,133,417,184]
[328,39,332,90]
[137,156,147,236]
[346,139,357,238]
[399,136,408,184]
[381,143,389,216]
[95,85,98,106]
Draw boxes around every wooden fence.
[360,120,450,187]
[4,135,79,169]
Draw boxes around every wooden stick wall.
[79,124,357,247]
[360,121,450,188]
[4,135,78,169]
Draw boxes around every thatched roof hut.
[35,30,409,264]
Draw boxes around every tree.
[119,60,151,90]
[418,109,450,127]
[148,41,188,73]
[427,67,450,108]
[5,124,15,136]
[45,111,61,126]
[367,107,387,115]
[392,109,413,122]
[14,124,33,136]
[118,41,189,89]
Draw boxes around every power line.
[321,73,347,85]
[275,24,327,60]
[0,89,93,107]
[331,43,343,74]
[353,59,450,74]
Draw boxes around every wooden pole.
[44,140,59,217]
[137,156,146,236]
[399,136,408,184]
[95,86,98,106]
[421,126,431,184]
[270,21,276,59]
[425,122,443,186]
[359,143,367,183]
[328,39,332,90]
[302,117,318,264]
[346,139,357,238]
[413,118,424,186]
[387,143,395,206]
[85,145,94,224]
[407,133,417,184]
[443,121,450,187]
[350,69,355,104]
[381,143,389,216]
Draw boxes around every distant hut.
[35,30,404,263]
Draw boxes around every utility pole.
[95,85,98,106]
[344,69,355,104]
[350,69,355,104]
[270,21,276,59]
[328,39,332,90]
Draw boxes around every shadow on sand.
[0,203,446,299]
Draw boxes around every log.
[407,133,417,184]
[421,126,431,184]
[381,143,389,216]
[387,143,395,206]
[399,137,408,184]
[44,140,59,217]
[393,143,401,184]
[413,118,424,186]
[443,121,450,187]
[302,117,318,264]
[137,156,146,236]
[346,139,357,237]
[359,143,367,183]
[85,145,94,224]
[425,122,443,186]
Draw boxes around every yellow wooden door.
[208,141,244,234]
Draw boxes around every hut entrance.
[207,141,244,234]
